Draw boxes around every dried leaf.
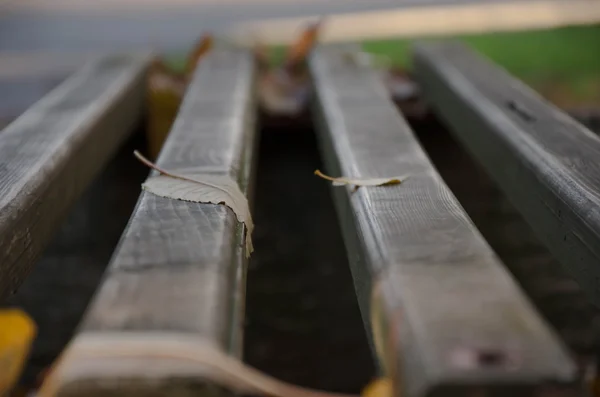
[184,34,214,77]
[314,170,404,188]
[361,378,394,397]
[284,18,323,72]
[39,333,360,397]
[134,151,253,257]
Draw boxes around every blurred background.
[1,0,599,395]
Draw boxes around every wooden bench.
[310,45,578,397]
[44,48,257,396]
[413,42,600,307]
[0,55,149,300]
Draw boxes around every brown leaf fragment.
[184,34,214,77]
[134,151,254,257]
[314,170,405,188]
[284,18,324,73]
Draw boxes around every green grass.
[162,24,600,104]
[164,25,600,79]
[361,25,600,81]
[362,24,600,104]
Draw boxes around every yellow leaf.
[134,151,254,257]
[314,170,405,188]
[146,85,183,160]
[362,378,395,397]
[0,309,37,395]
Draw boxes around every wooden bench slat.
[49,49,257,396]
[310,45,577,397]
[0,55,149,299]
[413,42,600,307]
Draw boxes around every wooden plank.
[310,45,578,397]
[0,55,149,300]
[413,41,600,307]
[46,49,257,396]
[0,53,99,79]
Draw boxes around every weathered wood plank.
[47,49,257,396]
[310,45,578,397]
[413,42,600,307]
[0,55,149,300]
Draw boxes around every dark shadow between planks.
[244,114,375,393]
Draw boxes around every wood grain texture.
[51,49,257,396]
[413,42,600,307]
[310,45,578,397]
[0,55,149,300]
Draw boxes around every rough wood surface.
[414,42,600,307]
[0,55,149,300]
[50,49,257,396]
[413,116,600,373]
[311,45,578,397]
[2,132,149,386]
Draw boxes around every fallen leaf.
[361,378,395,397]
[284,18,324,73]
[0,309,37,395]
[184,34,214,77]
[134,151,253,257]
[314,170,405,188]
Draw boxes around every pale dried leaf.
[314,170,405,188]
[39,333,360,397]
[134,151,253,257]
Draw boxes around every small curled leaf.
[314,170,405,188]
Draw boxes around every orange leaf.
[184,34,214,77]
[284,18,323,72]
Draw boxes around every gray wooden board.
[53,49,257,396]
[0,55,149,300]
[413,42,600,308]
[310,45,578,397]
